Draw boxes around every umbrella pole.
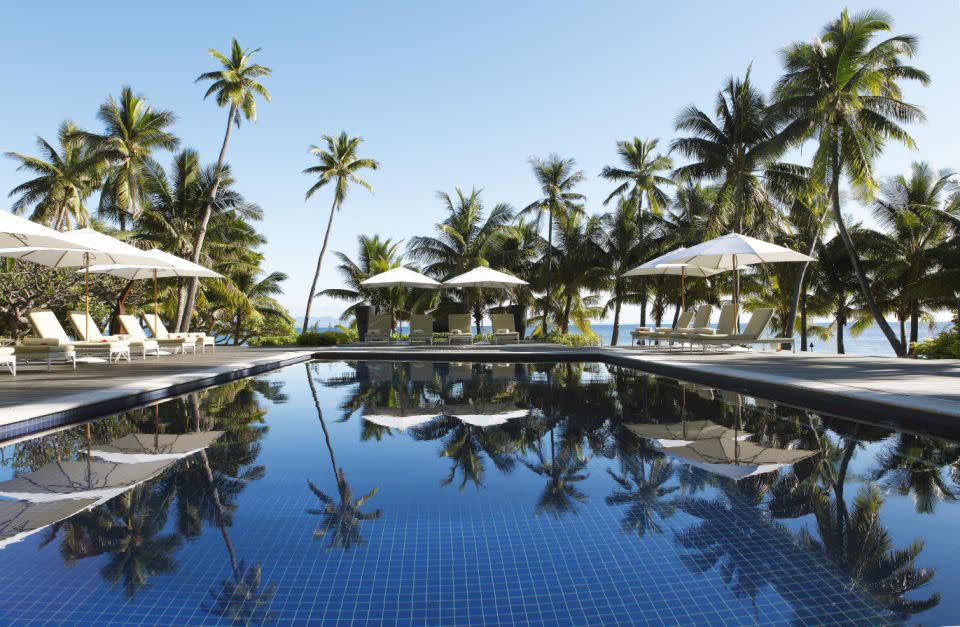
[153,270,159,327]
[681,267,686,312]
[732,254,739,331]
[84,253,90,340]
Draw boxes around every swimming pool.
[0,360,955,625]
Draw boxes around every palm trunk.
[109,280,136,335]
[302,196,340,333]
[234,314,243,345]
[899,316,906,350]
[784,214,826,344]
[610,295,622,346]
[800,291,808,352]
[828,151,904,356]
[543,210,553,335]
[307,364,344,492]
[561,294,572,334]
[836,317,845,354]
[180,104,237,333]
[909,306,919,352]
[637,193,647,329]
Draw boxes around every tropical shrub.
[910,329,960,359]
[539,331,600,347]
[297,330,352,346]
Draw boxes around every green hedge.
[247,334,298,347]
[297,330,353,346]
[539,332,600,347]
[911,329,960,359]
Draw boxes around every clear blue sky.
[2,1,958,324]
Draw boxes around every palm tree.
[408,188,514,331]
[600,198,643,345]
[185,39,272,333]
[301,132,379,333]
[76,86,179,227]
[6,120,106,229]
[305,364,383,548]
[319,235,404,321]
[550,208,606,334]
[806,236,871,354]
[774,9,930,357]
[671,70,802,237]
[605,455,678,538]
[600,137,674,328]
[860,163,956,352]
[524,155,585,335]
[216,267,289,345]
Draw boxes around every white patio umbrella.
[444,404,530,427]
[0,229,173,339]
[361,266,441,289]
[0,458,175,503]
[362,407,441,431]
[84,249,223,331]
[88,432,224,464]
[623,247,724,311]
[664,233,814,321]
[0,498,100,550]
[660,437,816,481]
[360,267,441,338]
[0,211,95,250]
[442,266,528,289]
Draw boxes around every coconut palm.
[858,163,957,351]
[213,266,289,345]
[75,86,179,227]
[600,198,644,345]
[605,454,678,538]
[671,70,803,237]
[408,187,515,330]
[319,235,405,321]
[774,9,930,357]
[184,39,272,333]
[806,236,872,354]
[600,137,674,327]
[550,207,606,334]
[523,155,586,335]
[5,120,106,229]
[301,132,379,333]
[305,364,383,548]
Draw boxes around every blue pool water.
[0,361,956,625]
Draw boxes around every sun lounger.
[11,341,75,371]
[408,314,434,344]
[490,313,520,345]
[118,315,192,354]
[691,307,793,351]
[0,347,15,375]
[68,311,160,360]
[364,314,391,344]
[679,304,735,350]
[447,314,473,345]
[674,304,714,336]
[142,314,214,352]
[28,309,130,363]
[631,309,695,346]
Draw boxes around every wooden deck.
[2,343,959,438]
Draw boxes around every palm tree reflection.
[606,455,678,538]
[306,363,383,549]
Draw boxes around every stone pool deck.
[2,343,960,437]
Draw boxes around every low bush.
[910,329,960,359]
[297,330,352,346]
[538,331,600,347]
[247,334,298,347]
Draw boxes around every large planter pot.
[354,305,374,341]
[508,305,528,340]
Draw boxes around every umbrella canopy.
[88,432,224,464]
[0,228,167,268]
[664,233,814,270]
[442,267,528,289]
[443,404,530,427]
[84,249,222,279]
[623,247,724,278]
[0,212,95,251]
[626,420,752,448]
[361,266,440,289]
[0,459,175,503]
[363,407,441,430]
[0,498,100,549]
[661,438,816,481]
